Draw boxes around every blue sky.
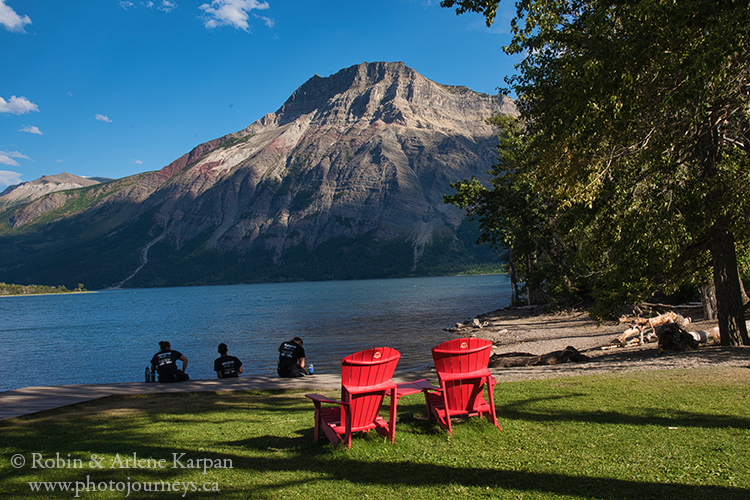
[0,0,517,188]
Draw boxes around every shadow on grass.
[235,436,750,500]
[497,394,750,430]
[2,391,749,499]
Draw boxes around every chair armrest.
[305,393,346,406]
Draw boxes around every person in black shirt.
[214,343,243,378]
[277,337,305,378]
[150,341,189,383]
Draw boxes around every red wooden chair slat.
[306,347,401,448]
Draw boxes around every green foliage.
[0,207,154,289]
[2,368,749,499]
[414,222,504,277]
[1,200,501,289]
[217,134,253,150]
[120,223,502,288]
[0,282,83,295]
[0,176,146,236]
[446,115,578,307]
[443,1,750,342]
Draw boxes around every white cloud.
[95,114,113,123]
[134,159,144,165]
[199,0,271,31]
[159,1,177,12]
[0,170,23,187]
[0,95,39,115]
[0,150,30,167]
[255,13,273,28]
[20,125,42,135]
[0,0,31,33]
[120,1,177,13]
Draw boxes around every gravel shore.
[437,307,750,383]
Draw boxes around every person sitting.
[277,337,305,378]
[150,341,189,383]
[214,343,243,379]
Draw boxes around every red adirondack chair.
[422,337,501,434]
[305,347,401,448]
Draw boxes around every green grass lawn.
[1,367,749,499]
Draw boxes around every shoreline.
[447,306,750,382]
[4,300,749,411]
[0,291,95,298]
[3,306,749,420]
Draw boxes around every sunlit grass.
[1,368,749,499]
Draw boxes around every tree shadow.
[235,435,750,500]
[3,390,749,499]
[496,394,750,429]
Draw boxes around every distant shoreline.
[0,291,94,298]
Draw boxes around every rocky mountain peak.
[276,62,413,122]
[272,61,513,130]
[0,62,516,289]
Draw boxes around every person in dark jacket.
[150,341,189,383]
[214,343,243,378]
[277,337,305,377]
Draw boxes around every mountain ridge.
[0,173,112,209]
[0,61,516,289]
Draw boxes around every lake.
[0,275,511,392]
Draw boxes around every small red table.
[395,379,435,397]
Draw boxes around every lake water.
[0,275,511,392]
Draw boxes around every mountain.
[0,173,111,209]
[0,62,516,289]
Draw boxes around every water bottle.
[145,366,150,383]
[150,369,155,382]
[309,363,314,375]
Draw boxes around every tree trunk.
[507,248,520,306]
[709,218,750,346]
[526,251,547,305]
[700,283,718,320]
[698,121,749,346]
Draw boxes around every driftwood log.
[609,310,719,351]
[489,346,589,368]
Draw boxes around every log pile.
[607,310,719,351]
[608,311,691,348]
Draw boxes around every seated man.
[150,341,189,383]
[214,343,243,378]
[277,337,305,378]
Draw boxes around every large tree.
[445,115,595,308]
[443,0,750,345]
